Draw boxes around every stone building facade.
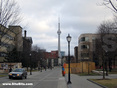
[0,24,23,62]
[78,33,98,62]
[78,33,117,68]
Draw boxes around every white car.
[8,68,27,79]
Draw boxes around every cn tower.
[57,17,61,59]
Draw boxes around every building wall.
[44,51,58,66]
[74,46,78,63]
[9,26,23,51]
[0,25,23,62]
[78,33,117,68]
[78,33,98,62]
[22,36,33,67]
[0,25,16,53]
[45,51,58,59]
[23,38,32,52]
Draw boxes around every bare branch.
[109,0,117,12]
[103,0,117,13]
[0,0,22,43]
[0,0,22,27]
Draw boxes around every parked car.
[8,68,27,79]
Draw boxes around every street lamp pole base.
[67,81,72,84]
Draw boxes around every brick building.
[44,51,58,66]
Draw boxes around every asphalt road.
[0,67,63,88]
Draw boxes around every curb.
[87,79,108,88]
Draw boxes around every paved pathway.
[65,74,117,88]
[66,74,102,88]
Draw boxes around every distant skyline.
[16,0,115,55]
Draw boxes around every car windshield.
[12,69,23,72]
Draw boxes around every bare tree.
[32,45,47,70]
[0,0,22,63]
[32,45,40,52]
[0,0,21,26]
[0,0,22,48]
[96,20,117,79]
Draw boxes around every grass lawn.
[91,79,117,88]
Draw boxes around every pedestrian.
[44,66,46,71]
[38,66,40,71]
[50,65,52,70]
[9,67,12,72]
[62,66,65,76]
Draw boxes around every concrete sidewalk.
[58,75,67,88]
[58,68,68,88]
[65,74,102,88]
[65,74,117,88]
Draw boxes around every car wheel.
[9,76,11,79]
[21,76,23,80]
[25,76,27,79]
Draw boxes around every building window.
[80,37,89,42]
[4,34,14,40]
[92,37,95,41]
[0,52,7,57]
[81,37,85,41]
[0,31,2,34]
[81,45,89,49]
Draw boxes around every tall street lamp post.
[40,58,42,72]
[66,34,72,84]
[30,53,32,75]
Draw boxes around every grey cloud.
[16,0,114,55]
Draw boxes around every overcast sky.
[16,0,115,55]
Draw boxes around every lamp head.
[66,34,71,42]
[30,54,31,56]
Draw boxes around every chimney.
[24,30,27,38]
